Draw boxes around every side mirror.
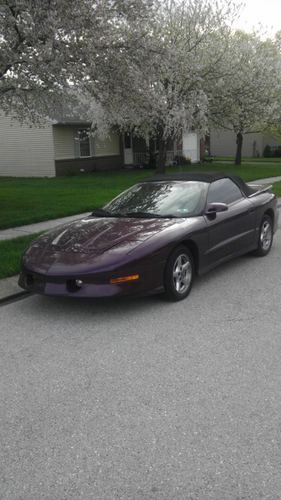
[205,202,228,218]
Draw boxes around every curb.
[0,290,32,307]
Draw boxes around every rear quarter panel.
[248,192,278,238]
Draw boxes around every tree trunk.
[235,132,243,165]
[156,136,167,174]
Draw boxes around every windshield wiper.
[126,212,182,219]
[91,208,119,217]
[123,211,164,218]
[91,209,177,219]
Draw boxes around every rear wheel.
[164,245,194,301]
[254,215,273,256]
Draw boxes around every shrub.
[174,155,191,166]
[263,145,272,157]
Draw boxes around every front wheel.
[254,215,273,257]
[164,246,194,301]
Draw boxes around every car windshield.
[102,181,208,218]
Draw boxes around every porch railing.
[166,150,183,165]
[133,152,147,165]
[133,148,198,166]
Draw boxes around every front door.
[204,178,256,266]
[123,133,133,165]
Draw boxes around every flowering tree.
[0,0,155,123]
[261,32,281,151]
[4,0,279,171]
[209,31,281,164]
[85,0,239,172]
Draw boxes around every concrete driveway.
[1,228,281,499]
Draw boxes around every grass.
[0,170,149,230]
[2,161,281,230]
[0,233,41,279]
[214,156,281,163]
[272,181,281,197]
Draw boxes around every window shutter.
[73,129,80,158]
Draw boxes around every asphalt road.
[1,227,281,499]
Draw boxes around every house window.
[78,129,91,157]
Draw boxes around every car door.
[204,178,256,266]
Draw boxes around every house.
[210,129,281,157]
[0,112,201,177]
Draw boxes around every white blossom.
[84,0,241,171]
[0,0,156,123]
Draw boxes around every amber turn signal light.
[110,274,140,284]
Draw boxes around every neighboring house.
[0,112,201,177]
[210,128,281,157]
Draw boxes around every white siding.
[95,131,120,156]
[53,126,76,159]
[0,113,55,177]
[210,129,267,157]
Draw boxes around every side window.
[207,179,243,205]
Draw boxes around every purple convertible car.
[19,173,278,301]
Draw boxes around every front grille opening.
[67,279,82,293]
[25,274,34,287]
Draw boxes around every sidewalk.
[1,176,281,302]
[249,176,281,184]
[0,212,90,241]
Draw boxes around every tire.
[164,245,194,301]
[253,214,273,257]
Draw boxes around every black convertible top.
[144,172,254,197]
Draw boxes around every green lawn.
[272,180,281,196]
[1,161,281,230]
[0,233,41,279]
[0,170,149,230]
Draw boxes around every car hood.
[44,216,177,252]
[23,215,179,274]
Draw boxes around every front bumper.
[18,267,161,298]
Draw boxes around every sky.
[235,0,281,35]
[233,0,281,36]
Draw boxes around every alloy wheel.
[172,253,192,294]
[260,220,272,251]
